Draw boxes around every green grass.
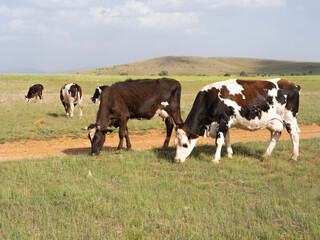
[1,74,320,143]
[0,138,319,239]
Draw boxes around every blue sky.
[1,0,319,73]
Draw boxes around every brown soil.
[1,124,320,162]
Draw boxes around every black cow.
[87,78,184,155]
[25,84,44,103]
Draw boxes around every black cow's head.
[87,124,113,155]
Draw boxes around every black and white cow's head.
[91,88,101,104]
[91,86,109,104]
[87,124,113,155]
[174,128,199,163]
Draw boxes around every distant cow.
[91,85,108,104]
[174,78,301,163]
[25,84,44,103]
[60,83,83,118]
[87,78,184,155]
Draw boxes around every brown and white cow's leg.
[64,103,70,118]
[79,103,83,118]
[163,117,174,147]
[70,102,75,118]
[225,130,233,158]
[264,132,281,157]
[265,118,284,157]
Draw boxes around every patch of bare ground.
[1,124,320,162]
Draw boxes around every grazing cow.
[87,78,184,155]
[91,85,108,104]
[60,83,83,118]
[25,84,44,103]
[174,78,301,163]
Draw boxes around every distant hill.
[70,56,320,76]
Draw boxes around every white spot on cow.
[161,101,169,107]
[154,109,169,118]
[89,127,96,141]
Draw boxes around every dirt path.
[1,124,320,162]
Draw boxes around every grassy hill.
[71,56,320,76]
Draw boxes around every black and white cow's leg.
[212,123,229,163]
[212,132,225,163]
[124,126,132,150]
[163,117,174,147]
[225,130,233,158]
[284,119,300,161]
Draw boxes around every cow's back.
[102,78,181,118]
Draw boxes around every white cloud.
[138,12,199,28]
[0,5,39,18]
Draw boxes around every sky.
[1,0,320,73]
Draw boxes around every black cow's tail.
[296,85,301,91]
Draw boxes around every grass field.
[1,74,320,238]
[0,138,319,239]
[0,74,320,143]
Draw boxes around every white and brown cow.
[60,83,83,118]
[91,85,108,104]
[25,84,44,103]
[87,78,184,155]
[174,78,301,163]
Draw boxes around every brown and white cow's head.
[174,128,199,163]
[86,124,113,155]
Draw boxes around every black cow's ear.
[87,123,97,130]
[189,133,199,139]
[102,129,113,135]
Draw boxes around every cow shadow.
[152,143,265,163]
[47,112,65,118]
[62,146,117,156]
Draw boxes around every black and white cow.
[87,78,184,155]
[25,84,44,103]
[91,85,108,104]
[60,83,83,118]
[174,78,301,163]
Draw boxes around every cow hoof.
[291,155,298,161]
[211,159,219,164]
[227,153,233,158]
[174,158,183,163]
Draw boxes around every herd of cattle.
[25,77,301,163]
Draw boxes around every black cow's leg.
[164,104,183,128]
[163,117,174,147]
[117,120,128,150]
[125,126,132,150]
